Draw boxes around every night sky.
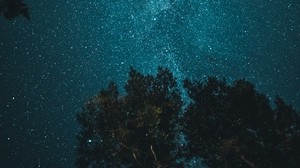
[0,0,299,167]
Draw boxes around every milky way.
[0,0,299,167]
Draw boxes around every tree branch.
[240,155,257,168]
[151,145,161,168]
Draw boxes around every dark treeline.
[0,0,30,20]
[76,67,299,168]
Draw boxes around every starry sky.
[0,0,299,167]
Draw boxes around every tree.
[76,67,182,167]
[76,67,299,167]
[0,0,30,20]
[183,77,300,168]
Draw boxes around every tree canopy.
[0,0,30,20]
[183,78,300,167]
[76,67,182,167]
[76,67,299,168]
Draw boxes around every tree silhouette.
[184,78,300,168]
[76,67,182,167]
[76,67,299,167]
[0,0,30,20]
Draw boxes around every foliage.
[76,67,300,168]
[184,78,300,168]
[76,67,182,168]
[0,0,30,20]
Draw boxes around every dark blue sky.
[0,0,299,167]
